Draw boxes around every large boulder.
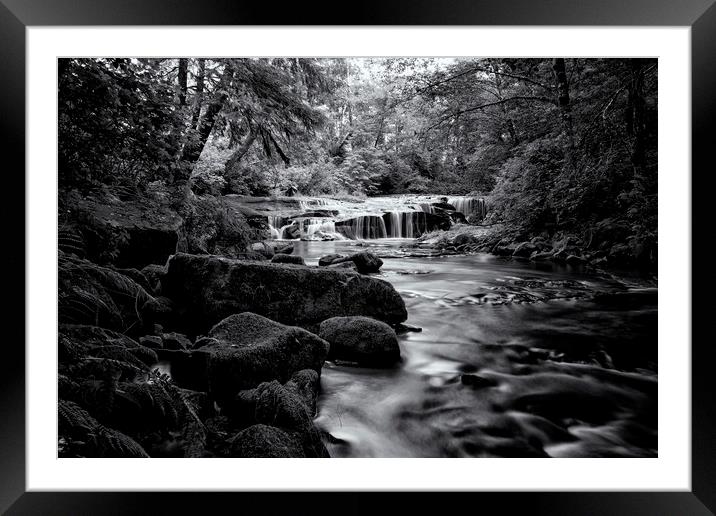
[432,202,457,211]
[193,313,329,399]
[64,189,182,269]
[284,369,321,416]
[271,243,294,255]
[318,254,346,266]
[271,254,306,265]
[425,211,453,231]
[328,261,357,271]
[349,251,383,273]
[319,316,401,367]
[250,242,275,259]
[448,211,468,224]
[282,223,301,240]
[228,378,329,457]
[228,369,321,423]
[162,253,407,334]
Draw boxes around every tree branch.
[425,95,555,132]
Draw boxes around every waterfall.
[301,218,345,240]
[382,211,430,238]
[298,198,332,212]
[260,194,459,241]
[336,215,387,240]
[448,196,487,220]
[267,215,288,240]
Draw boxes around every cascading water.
[262,194,478,241]
[384,211,430,239]
[448,196,487,220]
[301,218,346,241]
[337,215,388,240]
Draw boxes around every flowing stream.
[229,194,487,241]
[291,239,658,458]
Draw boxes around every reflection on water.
[293,240,657,458]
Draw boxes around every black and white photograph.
[57,56,658,459]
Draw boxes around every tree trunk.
[333,131,353,160]
[180,63,233,167]
[552,58,576,170]
[190,59,205,131]
[224,125,258,174]
[177,58,188,106]
[627,58,647,179]
[374,118,384,148]
[491,60,519,145]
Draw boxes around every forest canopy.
[59,57,657,242]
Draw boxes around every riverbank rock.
[227,375,329,458]
[193,313,329,399]
[328,261,357,271]
[530,251,553,262]
[491,239,518,256]
[512,242,539,258]
[272,243,294,255]
[284,369,321,415]
[452,233,474,247]
[228,369,321,423]
[319,316,401,367]
[319,254,346,266]
[61,188,182,269]
[283,223,301,240]
[250,242,275,259]
[162,253,407,334]
[349,251,383,273]
[426,211,453,231]
[271,254,306,265]
[565,254,587,266]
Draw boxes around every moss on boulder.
[193,313,329,399]
[162,253,407,334]
[319,316,401,367]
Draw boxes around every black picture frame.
[2,1,713,514]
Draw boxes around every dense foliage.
[59,57,657,244]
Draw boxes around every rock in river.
[318,253,346,266]
[319,251,383,273]
[349,251,383,273]
[271,254,306,265]
[193,312,329,399]
[319,316,401,367]
[162,253,407,334]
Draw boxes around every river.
[292,239,657,458]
